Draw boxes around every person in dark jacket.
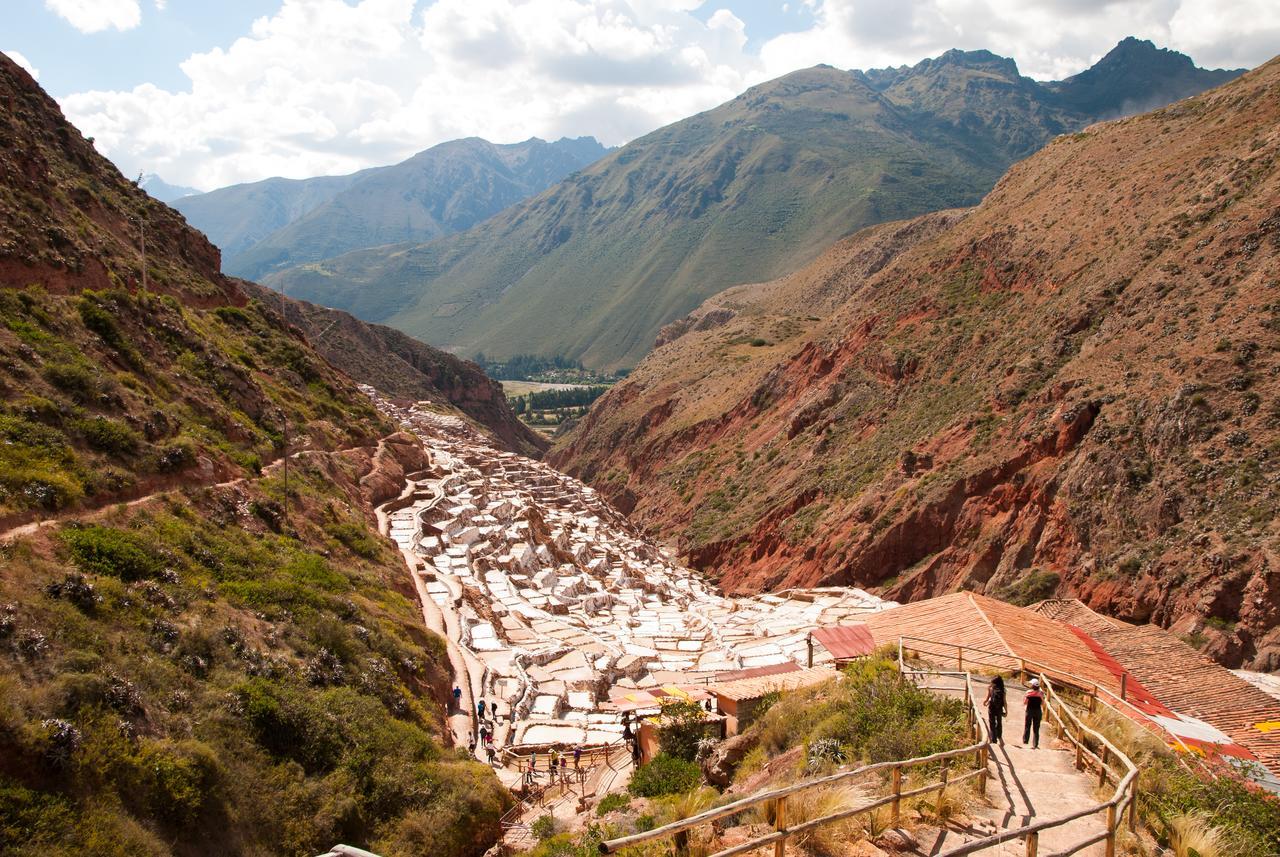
[984,676,1007,746]
[1023,678,1044,748]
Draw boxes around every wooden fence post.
[1098,746,1109,788]
[891,766,902,824]
[978,746,989,794]
[957,645,964,671]
[1025,830,1039,857]
[936,758,950,817]
[773,796,788,857]
[1105,804,1117,857]
[1128,789,1138,832]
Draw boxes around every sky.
[4,0,1278,192]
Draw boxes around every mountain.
[138,172,199,202]
[268,39,1244,371]
[172,170,370,260]
[239,281,548,458]
[0,53,507,854]
[1047,36,1245,118]
[176,136,609,280]
[549,56,1280,670]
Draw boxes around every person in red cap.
[1023,678,1044,748]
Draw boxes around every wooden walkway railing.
[898,640,1139,857]
[599,638,1142,857]
[600,668,991,856]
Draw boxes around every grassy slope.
[552,57,1280,668]
[225,137,608,281]
[0,54,507,855]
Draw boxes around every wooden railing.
[898,639,1139,857]
[502,737,632,840]
[600,669,991,856]
[599,640,1142,857]
[897,636,1208,767]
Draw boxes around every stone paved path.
[923,677,1109,856]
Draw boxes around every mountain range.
[137,172,199,202]
[175,135,609,281]
[550,55,1280,670]
[266,38,1243,370]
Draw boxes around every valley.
[3,14,1280,857]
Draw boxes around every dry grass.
[1167,812,1228,857]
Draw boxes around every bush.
[74,416,141,456]
[531,813,558,841]
[127,740,221,826]
[42,360,99,400]
[628,754,702,797]
[596,792,631,816]
[657,699,715,762]
[61,525,163,581]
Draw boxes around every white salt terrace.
[367,389,896,762]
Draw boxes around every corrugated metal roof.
[810,623,876,660]
[708,667,834,702]
[713,662,802,683]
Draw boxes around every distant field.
[501,380,597,397]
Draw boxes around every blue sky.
[5,1,1276,191]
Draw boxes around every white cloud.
[4,50,41,81]
[44,0,142,34]
[56,0,1276,191]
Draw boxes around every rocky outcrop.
[553,58,1280,669]
[240,282,547,458]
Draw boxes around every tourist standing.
[1023,678,1044,748]
[477,698,486,720]
[984,676,1007,746]
[452,685,462,711]
[573,746,582,770]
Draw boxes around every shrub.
[596,792,631,816]
[74,416,141,456]
[127,740,221,826]
[531,813,558,841]
[657,699,715,762]
[61,525,163,581]
[42,360,99,400]
[628,754,702,797]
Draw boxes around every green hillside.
[0,52,508,856]
[268,40,1241,370]
[178,137,608,282]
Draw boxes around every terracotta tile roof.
[862,592,1015,666]
[809,623,876,661]
[707,667,833,702]
[861,592,1124,694]
[1053,606,1280,776]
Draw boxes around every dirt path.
[924,678,1109,856]
[373,466,483,754]
[0,438,383,543]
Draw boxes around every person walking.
[1023,678,1044,748]
[477,698,486,720]
[573,745,583,771]
[452,685,462,711]
[984,676,1008,746]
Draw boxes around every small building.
[808,623,876,667]
[707,668,833,736]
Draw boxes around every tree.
[658,699,714,762]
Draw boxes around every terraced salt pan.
[362,389,895,758]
